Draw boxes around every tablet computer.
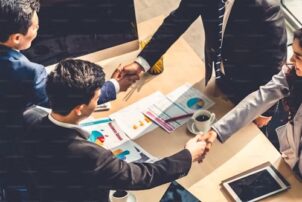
[160,181,200,202]
[221,162,290,202]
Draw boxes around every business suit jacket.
[0,44,116,124]
[212,65,302,179]
[22,116,192,201]
[139,0,287,102]
[0,44,116,193]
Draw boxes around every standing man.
[122,0,287,113]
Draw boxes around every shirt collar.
[48,113,90,139]
[48,113,79,129]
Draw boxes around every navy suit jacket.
[0,44,116,124]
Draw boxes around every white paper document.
[143,83,215,133]
[110,92,166,139]
[81,118,156,163]
[81,118,129,149]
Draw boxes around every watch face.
[24,0,138,66]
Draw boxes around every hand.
[185,136,206,163]
[196,130,217,162]
[253,116,272,128]
[121,62,144,78]
[111,65,139,91]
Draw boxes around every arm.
[295,142,302,180]
[97,68,139,104]
[213,69,289,142]
[138,0,201,69]
[92,149,192,190]
[87,136,206,190]
[30,62,49,107]
[98,81,117,105]
[258,0,287,70]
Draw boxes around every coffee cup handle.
[210,113,216,123]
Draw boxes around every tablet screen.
[222,165,290,202]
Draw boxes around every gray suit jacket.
[212,65,302,177]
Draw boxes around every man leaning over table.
[119,0,287,131]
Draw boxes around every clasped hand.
[111,64,141,91]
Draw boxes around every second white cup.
[191,109,215,133]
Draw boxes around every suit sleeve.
[88,146,192,190]
[256,0,287,74]
[98,81,117,104]
[19,60,48,107]
[32,63,49,107]
[212,69,289,142]
[138,0,201,67]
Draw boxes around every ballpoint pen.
[165,113,193,122]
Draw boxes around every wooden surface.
[92,17,302,202]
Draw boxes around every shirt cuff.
[109,79,120,94]
[211,126,223,143]
[135,56,151,72]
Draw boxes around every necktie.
[215,0,226,79]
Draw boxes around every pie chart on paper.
[187,97,205,110]
[88,130,106,146]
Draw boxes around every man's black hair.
[46,59,105,116]
[0,0,40,42]
[294,28,302,47]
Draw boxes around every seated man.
[0,1,136,198]
[23,59,206,201]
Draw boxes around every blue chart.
[113,149,130,160]
[88,130,106,146]
[187,97,205,110]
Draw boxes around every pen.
[165,113,193,122]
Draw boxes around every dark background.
[23,0,138,66]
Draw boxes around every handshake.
[185,130,218,163]
[112,62,218,163]
[111,63,145,92]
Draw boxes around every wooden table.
[92,17,302,202]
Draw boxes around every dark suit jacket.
[0,44,117,129]
[139,0,287,102]
[0,44,116,196]
[22,116,191,201]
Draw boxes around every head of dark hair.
[0,0,40,42]
[46,59,105,116]
[293,28,302,47]
[283,28,302,120]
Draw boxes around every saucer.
[186,119,203,135]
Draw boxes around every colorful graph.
[132,115,152,130]
[187,97,205,110]
[88,130,106,146]
[112,149,130,160]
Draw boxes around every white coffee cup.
[110,190,136,202]
[191,109,215,133]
